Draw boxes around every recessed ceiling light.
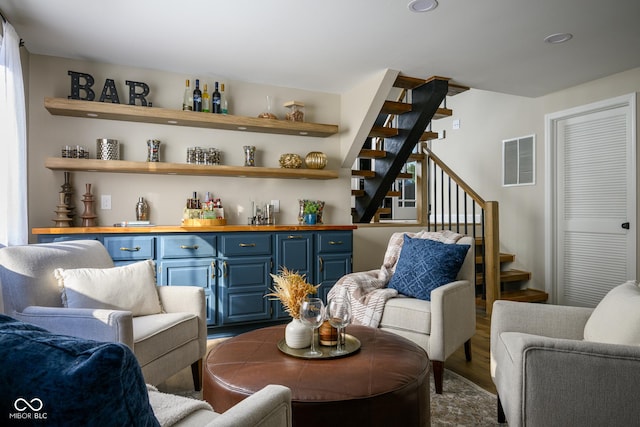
[86,113,98,117]
[408,0,438,12]
[544,33,573,44]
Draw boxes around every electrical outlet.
[270,199,280,213]
[101,195,112,210]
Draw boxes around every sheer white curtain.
[0,21,27,246]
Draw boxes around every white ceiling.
[2,0,639,97]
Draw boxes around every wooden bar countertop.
[32,224,357,235]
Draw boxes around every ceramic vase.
[285,318,312,349]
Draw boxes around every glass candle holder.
[147,139,161,162]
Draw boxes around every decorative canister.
[243,145,256,167]
[96,138,119,160]
[284,101,305,122]
[304,151,327,169]
[147,139,161,162]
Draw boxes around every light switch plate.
[101,195,112,210]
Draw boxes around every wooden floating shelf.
[45,157,339,180]
[44,97,339,138]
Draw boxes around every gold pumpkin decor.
[304,151,327,169]
[279,153,303,169]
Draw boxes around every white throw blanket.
[146,385,213,427]
[329,230,464,327]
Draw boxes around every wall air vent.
[502,134,535,186]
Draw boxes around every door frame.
[544,93,637,304]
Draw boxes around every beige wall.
[426,67,640,298]
[26,55,351,237]
[24,53,640,298]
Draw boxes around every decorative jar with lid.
[284,101,305,122]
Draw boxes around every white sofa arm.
[429,279,475,360]
[16,306,134,347]
[156,286,207,357]
[207,384,292,427]
[495,331,640,426]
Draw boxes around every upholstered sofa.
[0,240,206,388]
[330,230,476,394]
[0,314,292,427]
[491,281,640,426]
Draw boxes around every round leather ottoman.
[203,324,430,427]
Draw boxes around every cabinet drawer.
[104,236,155,261]
[219,234,272,257]
[317,231,352,253]
[159,235,215,259]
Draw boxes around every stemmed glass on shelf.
[300,298,325,357]
[326,296,352,355]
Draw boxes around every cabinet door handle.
[120,246,141,252]
[211,261,216,278]
[287,235,303,239]
[319,256,324,272]
[180,245,199,250]
[329,240,343,245]
[239,243,256,247]
[223,261,228,278]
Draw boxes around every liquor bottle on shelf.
[220,83,228,114]
[182,79,192,111]
[202,84,210,113]
[212,82,221,114]
[192,79,202,112]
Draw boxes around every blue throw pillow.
[387,235,470,301]
[0,315,159,427]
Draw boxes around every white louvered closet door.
[555,98,635,307]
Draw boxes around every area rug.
[160,366,503,426]
[430,369,503,426]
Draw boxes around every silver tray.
[277,334,361,359]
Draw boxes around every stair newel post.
[484,201,500,316]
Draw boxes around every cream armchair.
[0,240,207,389]
[491,283,640,426]
[330,231,475,394]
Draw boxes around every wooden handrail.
[423,147,486,207]
[423,147,500,316]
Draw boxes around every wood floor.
[446,308,496,394]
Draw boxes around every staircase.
[350,73,547,314]
[475,238,548,305]
[351,75,469,223]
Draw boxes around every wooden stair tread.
[393,75,468,96]
[409,153,425,160]
[420,131,439,141]
[476,253,515,264]
[358,149,386,159]
[376,207,391,215]
[476,268,531,285]
[447,82,470,96]
[381,100,412,115]
[394,75,427,90]
[386,190,401,197]
[369,126,398,138]
[475,288,548,306]
[396,172,412,179]
[351,189,364,197]
[433,107,453,120]
[500,288,549,303]
[352,170,376,178]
